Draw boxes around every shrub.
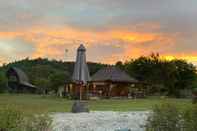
[23,114,52,131]
[146,103,183,131]
[0,106,52,131]
[146,103,197,131]
[183,104,197,131]
[0,106,23,131]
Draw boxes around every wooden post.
[70,84,73,96]
[93,83,96,96]
[109,83,113,97]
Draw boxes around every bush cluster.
[0,106,52,131]
[146,103,197,131]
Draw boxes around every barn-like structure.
[88,66,138,98]
[6,67,37,93]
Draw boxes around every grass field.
[0,94,193,115]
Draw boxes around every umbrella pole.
[80,85,82,100]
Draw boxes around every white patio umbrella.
[72,44,90,99]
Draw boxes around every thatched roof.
[6,67,36,88]
[91,66,138,83]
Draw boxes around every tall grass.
[0,106,52,131]
[146,103,197,131]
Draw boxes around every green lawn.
[0,94,192,115]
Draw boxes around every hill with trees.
[0,54,196,97]
[0,58,106,93]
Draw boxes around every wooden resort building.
[6,67,37,93]
[88,66,138,98]
[64,44,146,99]
[65,66,142,99]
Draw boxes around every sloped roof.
[91,66,138,83]
[7,67,36,88]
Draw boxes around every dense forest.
[0,53,197,97]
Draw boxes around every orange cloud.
[0,25,196,65]
[112,32,157,43]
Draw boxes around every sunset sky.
[0,0,197,65]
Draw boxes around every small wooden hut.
[88,66,138,98]
[6,67,37,93]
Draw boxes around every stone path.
[52,111,150,131]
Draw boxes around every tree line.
[0,54,197,97]
[116,53,197,97]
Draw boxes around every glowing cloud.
[0,24,196,65]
